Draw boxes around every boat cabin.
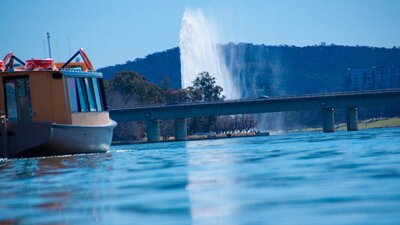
[0,49,115,158]
[0,49,109,126]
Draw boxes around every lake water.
[1,128,400,225]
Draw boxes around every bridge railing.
[108,88,400,110]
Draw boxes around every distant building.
[346,66,400,91]
[254,82,272,97]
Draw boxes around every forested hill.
[98,47,181,88]
[98,44,400,94]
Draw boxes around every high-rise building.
[346,66,400,91]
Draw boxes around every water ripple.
[1,128,400,224]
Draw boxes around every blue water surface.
[1,128,400,225]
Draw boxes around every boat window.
[76,78,89,112]
[17,79,27,97]
[67,78,79,112]
[84,78,97,111]
[66,77,106,113]
[5,83,18,122]
[4,76,32,122]
[92,78,103,111]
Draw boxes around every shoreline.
[112,117,400,145]
[112,131,270,145]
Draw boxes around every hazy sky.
[1,0,399,68]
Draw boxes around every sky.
[1,0,399,68]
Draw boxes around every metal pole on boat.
[47,32,52,58]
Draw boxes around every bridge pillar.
[146,119,160,142]
[174,118,187,141]
[346,107,358,131]
[323,108,335,133]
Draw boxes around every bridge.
[110,89,400,142]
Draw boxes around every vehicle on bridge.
[257,95,271,99]
[0,49,116,158]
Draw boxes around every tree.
[215,115,257,133]
[105,71,164,104]
[187,71,225,102]
[165,89,189,103]
[187,71,225,133]
[160,75,170,91]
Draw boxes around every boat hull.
[1,120,116,158]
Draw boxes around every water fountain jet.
[179,8,240,99]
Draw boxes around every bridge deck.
[110,89,400,122]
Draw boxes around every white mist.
[179,8,240,99]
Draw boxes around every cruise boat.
[0,49,116,158]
